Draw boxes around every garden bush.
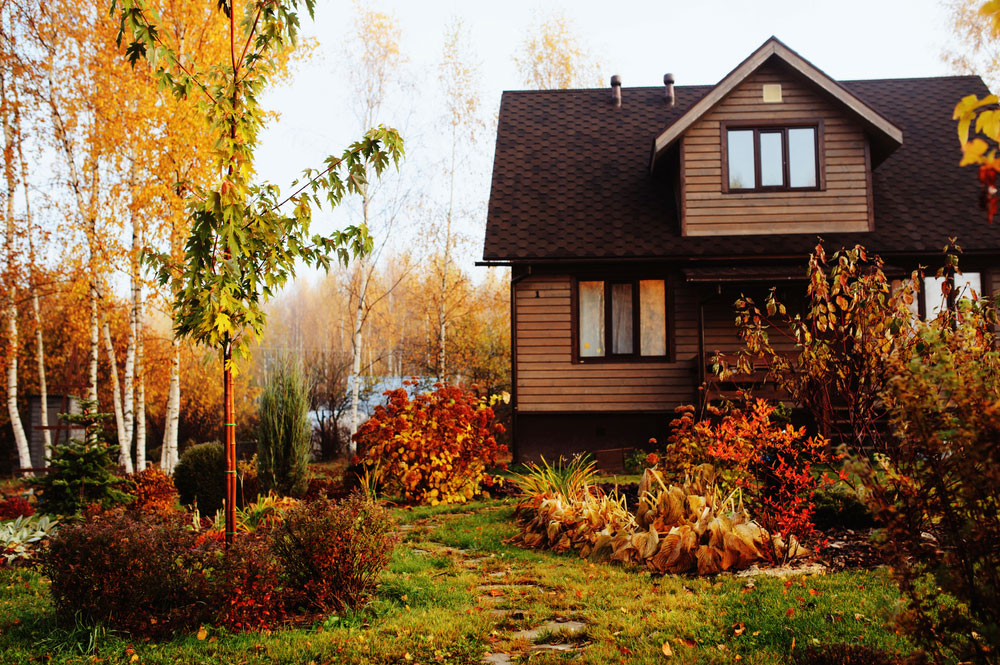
[0,495,34,520]
[173,441,226,515]
[122,467,179,513]
[209,533,285,632]
[257,360,311,497]
[354,381,507,504]
[44,509,214,636]
[43,494,394,635]
[271,494,396,613]
[858,299,1000,664]
[30,407,130,515]
[677,398,833,561]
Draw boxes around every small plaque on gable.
[762,83,782,103]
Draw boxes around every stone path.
[398,514,591,663]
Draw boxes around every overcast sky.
[253,0,961,279]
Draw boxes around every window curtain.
[639,280,666,356]
[579,281,604,357]
[611,283,633,354]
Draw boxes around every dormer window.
[723,123,821,192]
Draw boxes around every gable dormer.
[651,37,904,237]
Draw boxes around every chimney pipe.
[664,73,675,107]
[611,74,621,107]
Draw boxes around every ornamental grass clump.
[354,381,507,504]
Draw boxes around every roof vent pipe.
[664,73,675,107]
[611,74,621,107]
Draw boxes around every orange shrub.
[353,382,507,504]
[123,468,179,512]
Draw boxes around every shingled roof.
[482,73,997,261]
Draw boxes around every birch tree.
[514,11,603,90]
[431,19,484,379]
[0,41,31,472]
[343,6,409,444]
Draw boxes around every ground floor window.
[577,279,667,361]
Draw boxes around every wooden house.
[480,37,999,462]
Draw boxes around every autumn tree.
[944,0,1000,89]
[514,11,602,90]
[0,3,31,471]
[341,5,410,445]
[427,18,485,380]
[115,0,402,542]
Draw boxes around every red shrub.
[122,468,179,512]
[209,534,286,632]
[353,381,507,504]
[678,399,834,561]
[0,496,35,520]
[271,495,396,613]
[43,509,216,637]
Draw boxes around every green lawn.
[0,500,910,664]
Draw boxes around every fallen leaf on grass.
[662,642,673,657]
[675,638,696,648]
[196,627,207,641]
[733,623,745,636]
[786,608,795,618]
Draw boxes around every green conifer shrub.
[30,404,130,515]
[256,360,311,497]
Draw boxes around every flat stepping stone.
[530,644,585,653]
[489,609,526,620]
[735,562,828,578]
[487,571,507,579]
[512,620,586,642]
[477,583,538,593]
[481,653,515,665]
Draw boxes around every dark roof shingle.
[482,75,997,261]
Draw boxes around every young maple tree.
[113,0,403,542]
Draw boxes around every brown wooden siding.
[515,275,700,413]
[682,64,871,237]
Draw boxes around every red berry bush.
[353,382,507,504]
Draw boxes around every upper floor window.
[577,279,667,361]
[725,125,819,192]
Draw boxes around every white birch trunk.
[102,317,132,473]
[135,293,145,470]
[160,337,180,472]
[31,291,49,462]
[348,265,370,450]
[1,71,31,472]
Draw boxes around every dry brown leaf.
[661,642,673,658]
[196,627,207,641]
